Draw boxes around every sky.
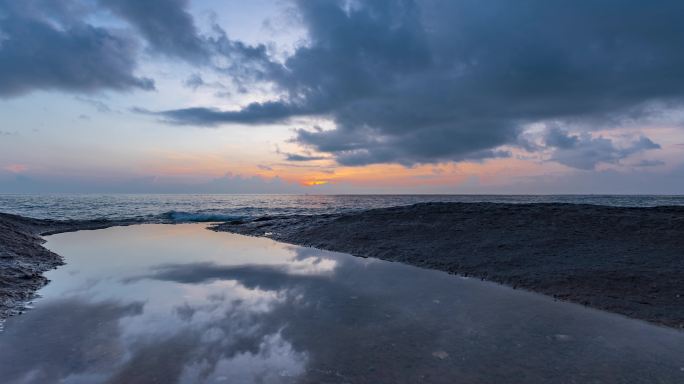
[1,0,684,194]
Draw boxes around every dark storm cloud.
[0,0,270,97]
[207,23,278,78]
[0,0,94,26]
[100,0,277,81]
[544,128,661,170]
[283,153,327,162]
[0,0,154,97]
[99,0,208,62]
[158,0,684,166]
[158,101,305,125]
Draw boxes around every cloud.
[99,0,207,62]
[157,101,304,125]
[0,0,154,97]
[2,0,681,173]
[157,0,684,166]
[496,164,684,195]
[202,173,306,193]
[75,96,116,113]
[633,159,665,167]
[0,0,269,98]
[3,164,28,173]
[544,128,661,170]
[283,153,326,162]
[207,22,277,80]
[0,171,314,194]
[276,147,327,162]
[182,73,228,92]
[183,73,206,90]
[100,0,276,83]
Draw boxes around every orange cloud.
[137,145,577,191]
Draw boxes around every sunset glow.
[1,0,683,194]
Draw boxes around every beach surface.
[2,202,683,329]
[214,202,684,328]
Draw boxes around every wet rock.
[212,202,684,329]
[0,212,139,321]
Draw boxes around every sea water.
[1,194,683,221]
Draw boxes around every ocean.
[0,194,683,221]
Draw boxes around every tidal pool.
[0,224,682,383]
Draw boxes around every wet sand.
[213,202,684,329]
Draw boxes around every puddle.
[0,224,682,383]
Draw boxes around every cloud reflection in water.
[1,224,683,384]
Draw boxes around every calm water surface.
[0,224,683,383]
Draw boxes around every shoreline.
[213,202,684,329]
[1,202,683,329]
[0,213,141,320]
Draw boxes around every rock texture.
[213,203,684,329]
[3,203,683,329]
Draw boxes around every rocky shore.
[0,213,140,321]
[2,203,683,329]
[213,202,684,329]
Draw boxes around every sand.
[213,202,684,329]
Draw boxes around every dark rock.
[212,202,684,329]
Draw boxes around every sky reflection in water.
[0,224,683,383]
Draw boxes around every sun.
[302,180,329,186]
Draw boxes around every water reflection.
[0,299,143,383]
[0,224,683,383]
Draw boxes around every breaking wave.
[160,211,245,223]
